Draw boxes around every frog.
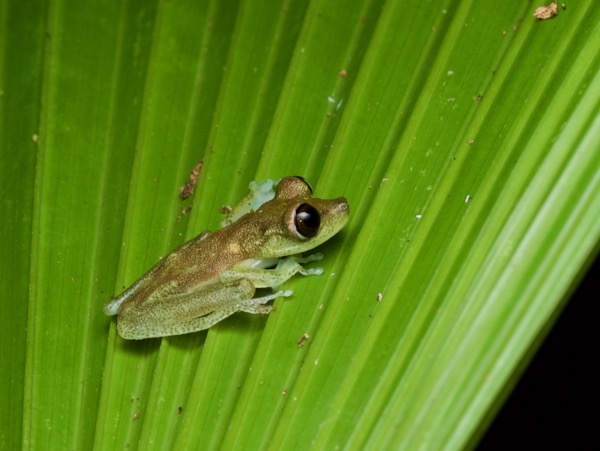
[103,176,349,339]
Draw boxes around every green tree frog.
[104,176,349,339]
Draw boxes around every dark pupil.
[295,204,320,238]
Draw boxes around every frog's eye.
[294,203,320,238]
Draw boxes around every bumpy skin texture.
[104,177,349,339]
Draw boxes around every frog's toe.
[242,304,273,315]
[303,253,324,262]
[301,267,323,276]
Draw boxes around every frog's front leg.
[220,179,278,227]
[222,253,325,289]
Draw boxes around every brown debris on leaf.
[534,1,558,20]
[175,205,193,223]
[297,333,310,348]
[179,160,203,199]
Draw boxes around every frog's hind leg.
[235,289,293,313]
[139,289,291,338]
[116,283,291,339]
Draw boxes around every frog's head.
[256,176,349,258]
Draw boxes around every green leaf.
[2,0,598,449]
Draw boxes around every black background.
[477,256,595,449]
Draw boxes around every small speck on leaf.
[534,1,558,20]
[297,333,310,348]
[176,205,193,223]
